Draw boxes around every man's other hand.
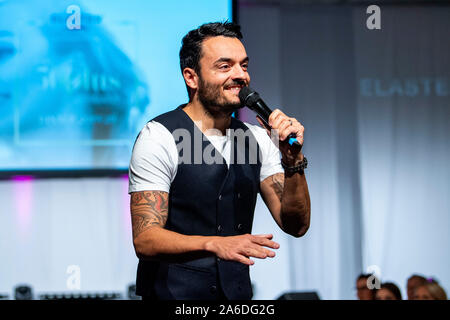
[204,233,280,265]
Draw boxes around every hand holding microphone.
[239,86,304,149]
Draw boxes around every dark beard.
[197,77,243,118]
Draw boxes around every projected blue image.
[0,0,232,170]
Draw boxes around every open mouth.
[224,85,244,94]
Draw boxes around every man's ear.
[182,68,199,92]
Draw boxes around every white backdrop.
[241,3,450,299]
[0,177,136,296]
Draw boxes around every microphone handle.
[252,100,301,148]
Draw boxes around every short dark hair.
[357,273,373,281]
[408,274,427,283]
[380,282,402,300]
[179,21,243,75]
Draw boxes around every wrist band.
[281,156,308,175]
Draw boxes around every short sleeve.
[245,122,284,182]
[128,121,178,194]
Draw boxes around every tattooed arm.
[256,109,311,238]
[130,190,280,264]
[260,170,311,237]
[131,190,211,260]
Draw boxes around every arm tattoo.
[271,173,284,201]
[130,191,169,239]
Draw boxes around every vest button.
[237,193,241,199]
[218,195,222,200]
[210,285,217,294]
[217,225,223,232]
[237,223,243,231]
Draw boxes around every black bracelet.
[281,157,308,175]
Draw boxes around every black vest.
[135,105,262,300]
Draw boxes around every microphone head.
[239,86,260,108]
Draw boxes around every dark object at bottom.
[14,285,33,300]
[38,292,122,300]
[277,291,320,300]
[128,284,141,300]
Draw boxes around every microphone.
[239,86,301,147]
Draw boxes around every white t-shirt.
[128,120,284,194]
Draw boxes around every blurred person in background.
[406,274,427,300]
[413,278,447,300]
[375,282,402,300]
[356,273,378,300]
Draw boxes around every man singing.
[128,22,310,300]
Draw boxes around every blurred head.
[375,282,402,300]
[356,274,377,300]
[413,281,447,300]
[407,274,427,300]
[179,22,250,116]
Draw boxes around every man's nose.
[231,65,249,82]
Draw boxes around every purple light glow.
[12,175,34,182]
[13,176,34,239]
[238,108,253,123]
[121,175,132,239]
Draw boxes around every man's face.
[407,277,423,300]
[196,36,250,116]
[413,286,433,300]
[356,278,373,300]
[375,288,397,300]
